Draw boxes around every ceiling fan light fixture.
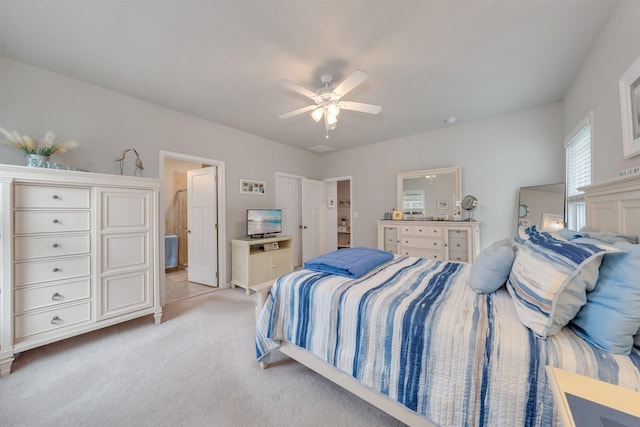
[326,103,340,117]
[326,113,338,126]
[311,107,324,122]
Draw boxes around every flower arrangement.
[0,127,78,156]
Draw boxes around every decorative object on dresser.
[0,164,162,376]
[618,54,640,158]
[0,126,78,167]
[377,219,480,262]
[115,148,144,176]
[460,194,478,220]
[230,236,293,295]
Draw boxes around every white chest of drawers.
[0,165,162,376]
[377,220,480,263]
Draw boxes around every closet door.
[301,179,327,262]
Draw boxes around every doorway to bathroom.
[160,151,226,305]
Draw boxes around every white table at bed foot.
[250,280,275,320]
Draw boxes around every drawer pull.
[53,267,60,272]
[418,228,422,232]
[52,219,59,224]
[433,242,437,246]
[52,243,59,248]
[52,195,60,200]
[51,316,62,325]
[52,292,63,301]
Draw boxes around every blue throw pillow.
[470,239,515,293]
[570,244,640,354]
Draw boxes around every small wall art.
[437,200,449,210]
[240,179,266,195]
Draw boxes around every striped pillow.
[507,229,616,338]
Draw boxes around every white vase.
[26,154,50,168]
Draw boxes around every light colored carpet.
[0,288,405,427]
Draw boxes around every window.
[402,190,424,215]
[565,112,592,231]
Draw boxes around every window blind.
[565,114,592,231]
[566,124,591,201]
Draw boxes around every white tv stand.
[230,235,293,295]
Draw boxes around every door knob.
[303,226,308,229]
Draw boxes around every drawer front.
[448,250,469,263]
[14,301,91,340]
[15,211,91,234]
[447,237,468,252]
[403,248,443,260]
[15,256,91,286]
[401,225,442,237]
[15,184,90,209]
[15,279,91,314]
[14,234,91,261]
[402,237,442,249]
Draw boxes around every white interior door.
[326,181,338,250]
[301,179,327,262]
[276,175,302,267]
[187,167,218,286]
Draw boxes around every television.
[246,209,283,238]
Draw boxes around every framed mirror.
[517,183,565,231]
[397,167,461,220]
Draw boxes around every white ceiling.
[0,0,618,153]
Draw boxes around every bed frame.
[265,174,640,427]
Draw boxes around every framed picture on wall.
[619,55,640,158]
[240,179,266,195]
[437,200,448,210]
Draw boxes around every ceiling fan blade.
[278,79,321,102]
[333,69,368,98]
[278,104,317,119]
[340,101,382,114]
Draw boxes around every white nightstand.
[545,366,640,427]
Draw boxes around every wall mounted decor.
[240,179,265,195]
[619,55,640,158]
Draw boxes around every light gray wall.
[0,57,321,282]
[320,103,565,250]
[563,0,640,183]
[0,58,567,256]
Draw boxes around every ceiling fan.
[278,69,382,138]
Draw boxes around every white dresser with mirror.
[381,166,480,263]
[0,164,162,376]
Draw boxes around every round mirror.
[518,204,529,218]
[461,195,477,211]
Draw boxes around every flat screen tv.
[247,209,282,238]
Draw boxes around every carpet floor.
[0,288,405,427]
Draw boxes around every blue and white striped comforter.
[256,256,640,426]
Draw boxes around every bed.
[255,175,640,426]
